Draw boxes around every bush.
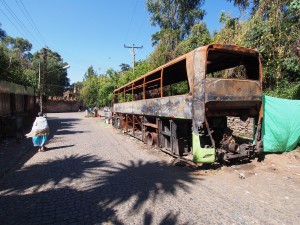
[264,82,300,100]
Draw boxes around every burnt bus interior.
[203,48,262,161]
[113,46,262,162]
[115,58,189,103]
[113,57,192,157]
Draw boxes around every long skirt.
[32,135,48,147]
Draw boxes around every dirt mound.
[219,148,300,180]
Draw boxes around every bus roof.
[113,44,259,93]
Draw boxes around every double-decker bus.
[112,44,263,163]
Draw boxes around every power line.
[135,17,147,43]
[124,0,139,44]
[0,0,43,48]
[17,0,47,45]
[0,7,27,39]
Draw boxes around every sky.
[0,0,240,84]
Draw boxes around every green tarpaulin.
[262,95,300,152]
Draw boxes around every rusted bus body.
[112,44,263,163]
[0,81,36,138]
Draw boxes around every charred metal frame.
[112,44,263,163]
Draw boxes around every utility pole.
[124,44,143,75]
[40,47,47,113]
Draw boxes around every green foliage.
[134,60,153,78]
[282,57,300,82]
[79,0,300,103]
[0,26,70,94]
[148,28,181,67]
[0,24,6,40]
[212,12,241,45]
[78,60,154,107]
[146,0,206,40]
[79,72,100,107]
[97,76,114,106]
[175,22,211,56]
[119,63,130,72]
[264,82,300,100]
[84,66,97,79]
[0,36,35,87]
[147,0,210,68]
[32,49,70,96]
[213,0,300,99]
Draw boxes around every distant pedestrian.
[26,112,50,152]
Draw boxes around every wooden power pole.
[124,44,143,75]
[40,47,47,113]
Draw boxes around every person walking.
[26,112,50,152]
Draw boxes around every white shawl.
[26,117,50,137]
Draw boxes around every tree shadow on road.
[0,156,197,224]
[0,154,108,193]
[47,117,83,140]
[96,160,201,212]
[144,210,184,225]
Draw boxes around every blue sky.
[0,0,240,84]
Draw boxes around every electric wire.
[135,16,147,45]
[17,0,47,45]
[0,7,27,39]
[0,0,43,49]
[124,0,139,44]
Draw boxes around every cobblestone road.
[0,112,299,224]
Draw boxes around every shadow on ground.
[0,154,199,224]
[47,117,84,140]
[0,117,84,178]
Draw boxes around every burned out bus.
[112,44,263,163]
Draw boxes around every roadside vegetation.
[1,0,299,106]
[0,26,70,96]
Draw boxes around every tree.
[0,33,35,86]
[119,63,130,72]
[32,49,70,96]
[146,0,206,41]
[84,66,97,79]
[175,22,211,56]
[0,23,7,40]
[79,73,100,107]
[148,28,181,67]
[213,0,300,99]
[146,0,207,68]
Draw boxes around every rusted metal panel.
[186,51,195,94]
[192,49,207,131]
[207,44,259,56]
[205,78,262,102]
[114,95,193,119]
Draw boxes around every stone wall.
[227,117,255,138]
[46,97,80,113]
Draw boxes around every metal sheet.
[205,78,262,102]
[114,95,193,119]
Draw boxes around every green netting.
[262,95,300,152]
